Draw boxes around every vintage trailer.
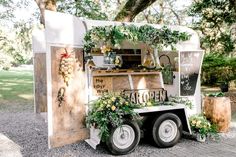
[32,11,204,154]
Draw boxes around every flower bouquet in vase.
[189,114,218,142]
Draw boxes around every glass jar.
[104,51,116,64]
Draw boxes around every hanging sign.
[122,89,167,104]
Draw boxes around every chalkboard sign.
[180,51,203,96]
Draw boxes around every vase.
[85,126,101,149]
[196,133,206,142]
[104,51,116,64]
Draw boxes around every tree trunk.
[35,0,57,26]
[114,0,157,22]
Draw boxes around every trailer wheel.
[152,113,182,148]
[106,120,140,155]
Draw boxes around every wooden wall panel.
[113,76,130,92]
[146,74,162,89]
[49,46,89,148]
[132,74,162,89]
[34,53,47,113]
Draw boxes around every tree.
[114,0,157,22]
[134,0,191,25]
[0,0,35,67]
[189,0,236,55]
[55,0,190,25]
[0,21,32,66]
[57,0,108,20]
[34,0,56,25]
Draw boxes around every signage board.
[122,89,167,105]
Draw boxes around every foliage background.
[1,0,235,86]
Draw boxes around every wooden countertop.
[92,69,161,76]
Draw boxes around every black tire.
[106,120,141,155]
[152,113,182,148]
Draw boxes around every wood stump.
[203,97,231,132]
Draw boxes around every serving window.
[91,48,142,69]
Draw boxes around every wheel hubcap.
[158,120,177,142]
[113,124,135,149]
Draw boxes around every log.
[203,96,231,132]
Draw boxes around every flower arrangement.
[86,93,140,142]
[189,114,218,139]
[100,45,117,64]
[100,45,111,54]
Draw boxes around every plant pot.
[203,96,231,132]
[220,83,229,92]
[196,133,206,142]
[85,126,101,149]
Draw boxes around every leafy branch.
[83,24,191,54]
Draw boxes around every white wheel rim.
[112,124,135,149]
[158,120,178,142]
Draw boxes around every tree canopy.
[1,0,236,70]
[189,0,236,55]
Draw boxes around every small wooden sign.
[123,89,167,104]
[93,76,113,95]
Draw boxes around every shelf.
[92,69,161,76]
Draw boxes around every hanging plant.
[59,48,75,86]
[83,24,191,54]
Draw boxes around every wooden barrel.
[203,96,231,132]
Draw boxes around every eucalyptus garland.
[83,24,191,54]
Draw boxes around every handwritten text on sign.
[93,77,112,95]
[180,51,203,96]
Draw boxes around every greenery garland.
[83,24,191,54]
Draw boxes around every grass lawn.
[0,67,33,104]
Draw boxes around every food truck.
[32,11,204,155]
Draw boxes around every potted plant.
[189,114,218,142]
[86,93,140,142]
[203,92,231,132]
[218,66,235,92]
[219,82,229,92]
